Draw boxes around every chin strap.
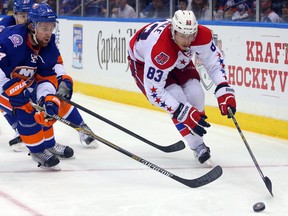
[31,29,39,45]
[29,22,39,45]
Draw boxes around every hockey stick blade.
[264,176,273,197]
[149,140,185,153]
[57,95,185,153]
[30,102,222,188]
[173,165,223,188]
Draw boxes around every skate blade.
[82,140,99,149]
[58,155,76,160]
[11,143,27,152]
[203,159,215,168]
[40,164,61,171]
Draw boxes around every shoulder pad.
[192,25,213,46]
[151,29,178,70]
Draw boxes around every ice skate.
[9,130,26,152]
[192,143,211,164]
[30,149,61,170]
[79,123,98,148]
[47,143,74,159]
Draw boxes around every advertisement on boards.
[72,24,83,69]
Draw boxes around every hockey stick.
[57,95,185,153]
[31,101,223,188]
[227,107,273,196]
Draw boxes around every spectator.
[5,0,14,15]
[60,0,81,16]
[261,0,282,22]
[111,0,136,18]
[216,0,253,21]
[177,0,188,10]
[105,0,117,17]
[190,0,211,20]
[271,0,283,17]
[85,0,107,17]
[140,0,152,11]
[46,0,57,12]
[140,0,169,18]
[215,0,234,20]
[127,0,135,9]
[282,2,288,22]
[1,0,9,15]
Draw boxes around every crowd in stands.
[1,0,287,22]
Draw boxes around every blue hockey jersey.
[0,16,16,32]
[0,24,59,104]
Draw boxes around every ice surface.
[0,93,287,216]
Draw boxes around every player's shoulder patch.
[192,25,213,46]
[8,34,23,48]
[0,26,26,54]
[151,29,178,69]
[154,52,170,65]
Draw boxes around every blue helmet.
[28,3,57,24]
[14,0,34,13]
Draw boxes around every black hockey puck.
[253,202,265,212]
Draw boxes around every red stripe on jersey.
[191,25,213,46]
[151,24,179,70]
[172,118,191,137]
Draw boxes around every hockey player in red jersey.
[128,10,236,164]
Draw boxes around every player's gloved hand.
[34,95,61,127]
[2,77,34,113]
[215,82,236,117]
[173,102,211,137]
[56,75,73,100]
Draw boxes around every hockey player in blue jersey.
[0,0,34,151]
[0,0,34,32]
[0,3,95,170]
[0,1,98,152]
